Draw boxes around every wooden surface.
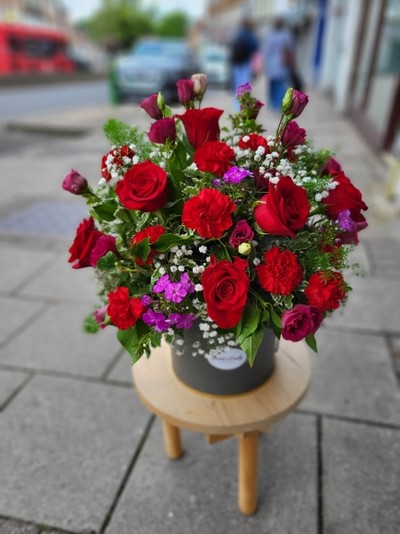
[132,340,311,435]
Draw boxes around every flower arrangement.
[63,76,368,365]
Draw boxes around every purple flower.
[213,178,221,187]
[223,166,252,184]
[179,272,195,294]
[142,309,169,332]
[170,313,197,329]
[236,82,252,97]
[164,282,187,303]
[141,295,153,306]
[337,210,355,232]
[153,274,170,293]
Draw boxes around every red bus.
[0,22,75,76]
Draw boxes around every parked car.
[111,38,200,104]
[199,44,231,88]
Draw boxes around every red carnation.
[254,176,310,238]
[130,225,166,265]
[176,107,223,149]
[194,141,235,177]
[305,271,346,313]
[201,256,250,329]
[238,134,269,151]
[182,188,236,238]
[256,246,303,295]
[107,286,146,330]
[116,160,167,212]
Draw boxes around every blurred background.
[0,0,399,161]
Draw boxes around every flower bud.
[176,79,195,107]
[140,93,163,119]
[93,305,108,329]
[281,88,293,114]
[62,169,88,195]
[238,242,252,256]
[191,73,208,98]
[282,88,309,118]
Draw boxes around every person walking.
[263,17,296,111]
[230,19,259,102]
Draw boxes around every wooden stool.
[132,339,311,515]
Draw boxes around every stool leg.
[162,420,183,460]
[238,430,259,515]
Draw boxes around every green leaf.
[131,237,151,262]
[236,300,261,345]
[240,325,265,366]
[90,200,118,222]
[152,233,193,252]
[97,251,118,271]
[269,306,282,329]
[115,207,135,224]
[305,334,318,352]
[83,314,100,333]
[117,328,142,363]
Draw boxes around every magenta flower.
[153,274,170,293]
[140,93,163,119]
[179,272,195,294]
[164,282,187,303]
[142,309,169,332]
[281,304,323,342]
[62,169,88,195]
[169,313,197,329]
[337,210,355,232]
[93,305,108,329]
[223,166,252,184]
[236,82,252,97]
[89,235,117,267]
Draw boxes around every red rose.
[281,121,306,147]
[176,107,223,149]
[254,176,310,237]
[147,118,176,144]
[130,224,166,265]
[238,134,268,151]
[305,271,346,312]
[323,156,342,176]
[68,217,109,269]
[201,256,250,329]
[322,171,368,223]
[116,160,168,212]
[194,141,235,177]
[107,286,146,330]
[182,188,236,238]
[256,246,302,295]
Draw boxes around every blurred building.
[204,0,399,155]
[0,0,69,30]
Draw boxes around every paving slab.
[324,276,400,334]
[19,253,101,304]
[0,369,30,408]
[0,518,40,534]
[106,413,317,534]
[106,352,134,384]
[323,418,400,534]
[0,374,150,533]
[0,303,120,377]
[0,244,54,293]
[0,296,45,347]
[301,329,400,425]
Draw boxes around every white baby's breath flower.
[253,258,261,266]
[198,245,207,254]
[315,193,323,202]
[195,284,203,292]
[170,265,178,273]
[178,265,185,272]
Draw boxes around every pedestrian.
[230,18,259,105]
[262,17,297,111]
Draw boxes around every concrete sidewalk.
[0,80,399,534]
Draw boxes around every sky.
[64,0,206,22]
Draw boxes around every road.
[0,79,109,123]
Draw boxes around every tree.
[156,11,189,38]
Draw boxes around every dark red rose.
[323,156,342,176]
[116,160,167,212]
[182,188,236,238]
[107,286,146,330]
[281,121,306,147]
[281,304,323,341]
[254,167,278,191]
[322,171,368,223]
[201,256,250,329]
[147,118,176,144]
[176,107,223,149]
[229,219,254,248]
[140,93,162,119]
[254,176,310,237]
[68,217,107,269]
[256,246,302,295]
[305,271,346,312]
[62,169,88,195]
[130,225,166,265]
[194,141,235,177]
[238,133,269,151]
[176,79,195,106]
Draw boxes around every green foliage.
[103,118,144,147]
[83,314,100,333]
[155,11,189,38]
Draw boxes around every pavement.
[0,78,399,534]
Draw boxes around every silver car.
[112,38,200,103]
